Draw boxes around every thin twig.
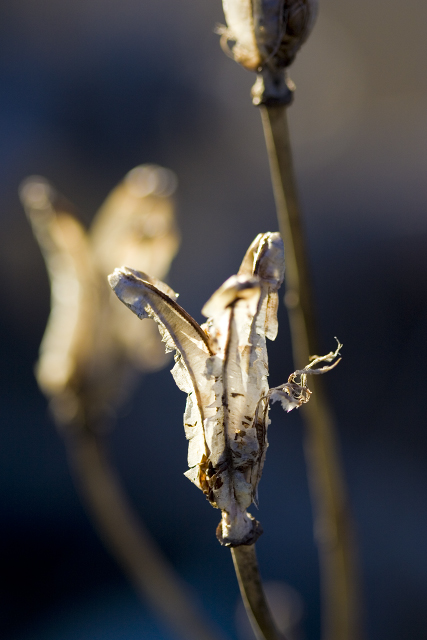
[64,425,226,640]
[259,104,364,640]
[231,545,285,640]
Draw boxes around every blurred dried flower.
[109,232,341,547]
[219,0,318,105]
[20,165,180,429]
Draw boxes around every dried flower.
[219,0,319,105]
[109,232,341,547]
[21,165,180,428]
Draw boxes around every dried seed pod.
[110,233,341,546]
[220,0,319,105]
[110,232,340,548]
[109,233,284,546]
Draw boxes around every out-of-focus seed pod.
[220,0,318,105]
[20,166,180,429]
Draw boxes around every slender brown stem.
[231,544,285,640]
[260,104,364,640]
[64,426,226,640]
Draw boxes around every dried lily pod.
[220,0,319,105]
[109,232,340,547]
[21,165,180,429]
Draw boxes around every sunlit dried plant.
[109,231,341,548]
[19,2,361,638]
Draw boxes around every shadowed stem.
[64,425,226,640]
[231,545,285,640]
[259,104,363,640]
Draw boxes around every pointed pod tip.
[107,268,123,291]
[107,266,151,316]
[238,232,284,287]
[19,176,55,214]
[125,164,178,198]
[107,266,141,298]
[254,233,285,286]
[108,266,179,305]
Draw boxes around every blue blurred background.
[1,0,427,638]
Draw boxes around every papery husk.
[109,232,285,546]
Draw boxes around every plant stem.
[231,544,284,640]
[259,104,364,640]
[64,426,225,640]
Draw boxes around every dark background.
[1,1,427,638]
